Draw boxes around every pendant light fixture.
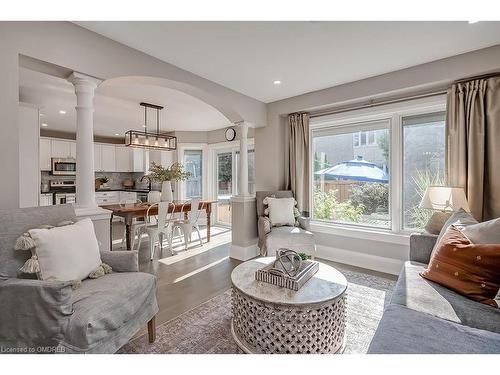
[125,102,177,151]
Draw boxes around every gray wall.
[172,127,255,144]
[0,21,266,209]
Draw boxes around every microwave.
[51,158,76,175]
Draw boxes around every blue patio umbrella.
[315,156,389,183]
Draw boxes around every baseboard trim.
[230,244,259,261]
[316,245,404,275]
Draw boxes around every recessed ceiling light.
[115,133,120,136]
[273,80,282,85]
[59,110,66,115]
[468,20,480,24]
[41,123,48,127]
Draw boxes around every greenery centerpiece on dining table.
[147,161,191,201]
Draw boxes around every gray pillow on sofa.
[461,217,500,244]
[431,208,478,257]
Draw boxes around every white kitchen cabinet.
[39,193,53,206]
[51,140,73,158]
[95,191,120,205]
[100,145,116,172]
[70,141,76,158]
[39,138,52,171]
[132,148,148,172]
[94,144,117,172]
[115,146,132,172]
[94,144,102,171]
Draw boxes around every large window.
[312,120,390,229]
[310,100,446,233]
[402,112,446,230]
[184,150,203,198]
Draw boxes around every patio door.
[213,146,255,226]
[216,151,233,226]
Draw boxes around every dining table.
[101,200,217,250]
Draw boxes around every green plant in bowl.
[297,252,310,261]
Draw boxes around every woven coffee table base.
[231,288,347,354]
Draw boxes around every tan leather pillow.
[421,225,500,308]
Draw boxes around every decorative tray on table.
[255,249,319,291]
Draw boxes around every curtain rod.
[307,72,500,119]
[453,71,500,84]
[309,90,447,119]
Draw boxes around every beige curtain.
[285,112,310,214]
[447,76,500,221]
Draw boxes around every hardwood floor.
[111,221,396,338]
[111,222,241,333]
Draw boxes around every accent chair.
[255,190,316,258]
[0,204,158,353]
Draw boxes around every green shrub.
[313,188,363,223]
[350,183,389,214]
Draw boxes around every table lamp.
[419,186,470,234]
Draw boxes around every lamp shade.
[419,186,470,212]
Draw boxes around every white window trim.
[177,143,208,201]
[309,95,446,241]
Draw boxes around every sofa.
[255,190,316,258]
[0,204,158,354]
[368,233,500,354]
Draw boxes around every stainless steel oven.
[51,158,76,175]
[55,193,76,205]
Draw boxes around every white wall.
[256,43,500,273]
[0,21,267,209]
[18,103,40,208]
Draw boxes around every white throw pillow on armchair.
[28,218,102,281]
[267,197,296,227]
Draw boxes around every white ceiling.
[76,21,500,103]
[19,68,231,137]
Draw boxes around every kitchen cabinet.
[40,137,145,173]
[115,146,132,172]
[94,144,117,172]
[95,191,120,205]
[39,193,53,206]
[39,138,52,171]
[70,142,76,158]
[51,140,74,159]
[132,148,148,173]
[94,144,102,171]
[100,145,116,172]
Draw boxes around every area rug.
[119,265,396,354]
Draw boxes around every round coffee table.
[231,257,348,354]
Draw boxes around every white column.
[67,72,101,208]
[237,121,249,197]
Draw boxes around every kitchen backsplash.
[41,171,148,190]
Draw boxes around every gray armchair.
[256,191,316,258]
[0,205,158,353]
